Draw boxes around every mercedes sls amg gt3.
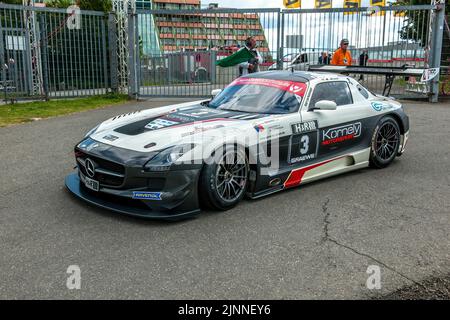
[65,71,409,220]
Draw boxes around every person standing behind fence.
[331,39,352,66]
[318,51,330,65]
[359,50,369,81]
[238,37,263,76]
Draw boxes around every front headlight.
[144,144,196,172]
[84,124,100,138]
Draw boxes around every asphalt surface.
[0,98,449,299]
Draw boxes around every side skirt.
[248,148,371,200]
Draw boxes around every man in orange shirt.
[331,39,352,66]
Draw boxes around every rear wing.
[308,64,430,96]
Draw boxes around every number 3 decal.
[300,135,309,155]
[289,130,318,164]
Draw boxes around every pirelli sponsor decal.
[322,122,361,145]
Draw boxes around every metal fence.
[0,3,446,101]
[133,4,445,100]
[441,13,450,96]
[0,3,112,100]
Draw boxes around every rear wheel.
[199,145,248,210]
[369,116,401,169]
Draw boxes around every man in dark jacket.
[318,51,330,65]
[359,50,368,80]
[238,37,262,76]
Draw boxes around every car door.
[296,80,372,163]
[258,104,303,171]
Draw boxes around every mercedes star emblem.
[85,158,96,178]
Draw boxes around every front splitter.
[64,172,200,220]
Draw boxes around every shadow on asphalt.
[62,187,197,227]
[60,160,386,226]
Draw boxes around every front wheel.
[199,145,249,210]
[369,116,401,169]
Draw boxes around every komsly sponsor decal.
[322,122,361,145]
[291,120,318,134]
[132,191,162,200]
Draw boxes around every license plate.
[84,175,99,192]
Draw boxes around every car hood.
[90,102,271,153]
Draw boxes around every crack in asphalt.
[321,199,331,244]
[321,198,427,290]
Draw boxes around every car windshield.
[208,77,307,114]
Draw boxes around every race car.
[65,71,409,220]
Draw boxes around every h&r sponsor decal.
[291,120,318,134]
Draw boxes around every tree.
[397,0,449,66]
[0,0,23,4]
[44,0,112,12]
[45,0,73,8]
[77,0,112,13]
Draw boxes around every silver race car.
[65,71,409,220]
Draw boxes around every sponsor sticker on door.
[322,122,361,145]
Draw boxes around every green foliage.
[0,0,23,4]
[0,94,129,127]
[78,0,112,12]
[43,0,112,12]
[45,0,73,9]
[396,0,449,66]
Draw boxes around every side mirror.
[211,89,222,97]
[314,100,337,111]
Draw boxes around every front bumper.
[65,170,201,220]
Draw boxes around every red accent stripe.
[392,57,425,62]
[283,156,345,189]
[230,78,307,97]
[368,59,393,63]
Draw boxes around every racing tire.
[199,145,249,211]
[369,116,401,169]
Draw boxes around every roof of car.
[244,71,316,82]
